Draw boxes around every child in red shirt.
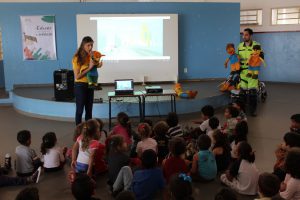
[94,118,107,174]
[162,137,188,183]
[111,112,133,147]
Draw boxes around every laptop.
[114,79,134,95]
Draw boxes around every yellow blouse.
[72,55,90,83]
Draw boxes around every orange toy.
[87,51,105,88]
[91,51,105,65]
[174,83,198,99]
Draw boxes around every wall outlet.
[184,67,188,73]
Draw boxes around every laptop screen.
[115,79,134,91]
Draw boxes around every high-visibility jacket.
[237,40,262,90]
[237,40,261,69]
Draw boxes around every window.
[240,9,263,25]
[272,7,300,25]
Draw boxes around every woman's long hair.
[74,36,93,66]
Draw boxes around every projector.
[145,86,163,94]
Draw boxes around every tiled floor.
[0,82,300,200]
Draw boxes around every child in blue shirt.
[190,134,217,181]
[132,149,165,200]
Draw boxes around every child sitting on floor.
[222,106,239,140]
[94,119,107,174]
[41,132,67,172]
[273,132,300,181]
[111,112,133,148]
[153,121,169,165]
[15,130,41,177]
[95,118,107,143]
[198,105,215,135]
[280,147,300,200]
[163,137,188,183]
[211,130,231,172]
[190,134,217,181]
[71,173,101,200]
[132,149,165,200]
[106,135,130,191]
[207,117,220,142]
[256,172,283,200]
[136,123,157,158]
[71,119,99,176]
[230,121,248,160]
[66,123,84,160]
[15,187,40,200]
[169,173,194,200]
[290,114,300,134]
[232,100,247,121]
[166,112,183,138]
[220,141,259,195]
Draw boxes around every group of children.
[2,108,300,200]
[0,129,68,188]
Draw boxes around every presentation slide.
[93,16,169,60]
[77,14,178,83]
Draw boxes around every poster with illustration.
[20,15,57,60]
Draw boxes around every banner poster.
[20,15,57,60]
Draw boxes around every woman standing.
[73,36,102,125]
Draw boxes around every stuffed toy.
[219,80,236,92]
[224,43,240,74]
[174,83,198,99]
[87,51,105,89]
[246,45,266,79]
[223,43,240,89]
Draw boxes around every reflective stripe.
[241,78,248,83]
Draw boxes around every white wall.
[1,0,299,32]
[240,0,300,32]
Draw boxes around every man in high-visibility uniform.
[237,28,263,116]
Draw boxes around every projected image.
[94,17,169,60]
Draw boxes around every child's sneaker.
[31,167,42,183]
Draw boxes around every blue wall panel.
[252,32,300,83]
[0,2,240,91]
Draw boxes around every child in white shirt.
[220,141,259,195]
[41,132,66,172]
[280,148,300,200]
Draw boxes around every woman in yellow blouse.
[73,36,102,125]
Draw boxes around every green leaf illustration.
[41,16,55,23]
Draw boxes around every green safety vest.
[237,40,261,69]
[237,40,263,90]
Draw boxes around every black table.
[107,90,177,130]
[108,91,143,130]
[141,89,177,121]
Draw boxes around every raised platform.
[1,81,230,121]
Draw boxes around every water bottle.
[4,153,11,170]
